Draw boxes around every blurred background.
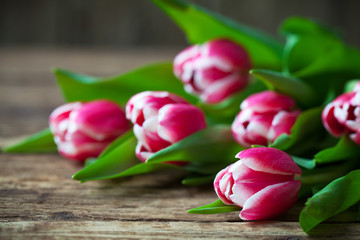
[1,0,360,141]
[1,0,360,48]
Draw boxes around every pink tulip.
[214,147,302,220]
[126,91,207,161]
[232,91,301,147]
[173,38,252,104]
[322,82,360,145]
[49,100,131,162]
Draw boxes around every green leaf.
[73,131,184,182]
[281,17,345,75]
[98,130,134,158]
[281,17,341,39]
[269,134,290,148]
[281,18,360,101]
[181,173,215,186]
[84,158,97,167]
[146,125,242,167]
[82,131,134,167]
[188,199,241,214]
[103,162,183,178]
[290,37,360,79]
[300,170,360,232]
[72,132,139,182]
[3,128,57,153]
[315,136,360,164]
[292,156,315,170]
[270,107,323,152]
[250,69,316,107]
[54,62,196,106]
[184,162,234,175]
[152,0,282,70]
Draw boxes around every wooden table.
[1,48,359,239]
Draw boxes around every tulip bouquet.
[4,0,360,234]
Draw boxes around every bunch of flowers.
[4,0,360,234]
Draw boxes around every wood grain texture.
[0,48,359,239]
[1,154,359,240]
[1,0,360,46]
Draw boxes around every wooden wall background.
[1,0,360,48]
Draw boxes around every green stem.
[301,161,357,186]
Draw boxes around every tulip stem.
[300,160,357,186]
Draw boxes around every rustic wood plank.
[1,0,360,46]
[0,47,179,76]
[2,221,359,240]
[0,153,359,239]
[0,154,238,223]
[1,154,359,239]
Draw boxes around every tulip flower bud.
[126,91,207,161]
[49,100,131,162]
[322,82,360,145]
[214,147,302,220]
[173,38,252,104]
[232,91,301,147]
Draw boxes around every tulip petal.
[58,140,110,162]
[126,91,188,124]
[199,66,232,83]
[73,100,130,140]
[134,121,170,156]
[214,165,234,205]
[228,160,296,206]
[229,160,296,183]
[201,72,248,104]
[246,112,274,139]
[333,91,356,104]
[352,92,360,105]
[232,111,275,147]
[268,110,300,141]
[350,132,360,146]
[345,106,360,132]
[219,172,234,204]
[66,127,108,146]
[135,143,154,162]
[239,180,301,220]
[230,181,270,207]
[236,148,302,175]
[206,39,252,69]
[322,105,346,137]
[133,124,150,151]
[240,90,296,112]
[49,102,82,135]
[158,104,206,143]
[143,130,171,152]
[173,45,201,81]
[333,103,351,124]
